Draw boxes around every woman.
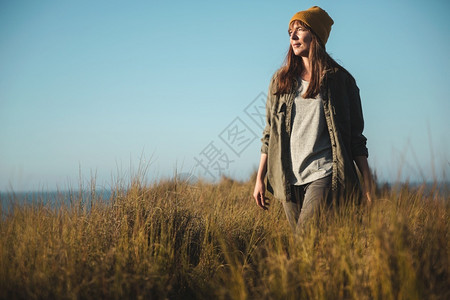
[253,6,372,232]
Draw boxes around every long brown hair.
[275,21,340,98]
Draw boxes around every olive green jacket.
[261,67,368,202]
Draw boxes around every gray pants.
[282,175,332,233]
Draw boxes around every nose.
[290,32,299,40]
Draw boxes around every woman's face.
[289,21,312,57]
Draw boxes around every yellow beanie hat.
[289,6,334,46]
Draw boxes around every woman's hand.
[253,179,268,210]
[363,188,372,204]
[253,153,269,210]
[354,156,373,205]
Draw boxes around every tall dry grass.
[0,173,448,299]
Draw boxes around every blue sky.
[1,0,449,192]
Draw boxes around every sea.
[0,189,114,214]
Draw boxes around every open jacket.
[260,67,368,202]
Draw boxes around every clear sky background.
[1,0,449,192]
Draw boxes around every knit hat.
[289,6,334,46]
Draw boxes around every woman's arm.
[253,153,268,209]
[354,155,373,203]
[254,74,278,209]
[345,73,372,202]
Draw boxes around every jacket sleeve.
[347,75,369,158]
[260,75,277,154]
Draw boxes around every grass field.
[0,173,448,299]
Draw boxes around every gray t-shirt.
[289,80,333,185]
